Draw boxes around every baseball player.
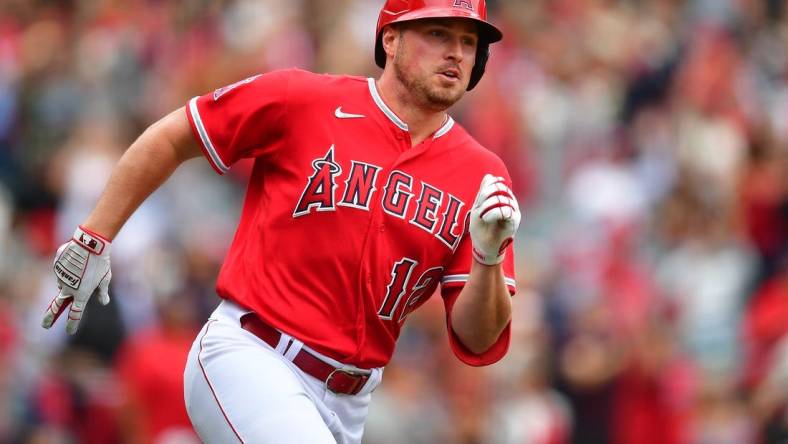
[42,0,520,442]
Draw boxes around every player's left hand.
[42,226,112,335]
[469,174,521,265]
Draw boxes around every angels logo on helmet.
[453,0,474,10]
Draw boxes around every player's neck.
[375,76,448,147]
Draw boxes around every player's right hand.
[42,226,112,335]
[469,174,521,265]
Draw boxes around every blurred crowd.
[1,0,788,443]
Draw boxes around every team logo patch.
[213,74,262,101]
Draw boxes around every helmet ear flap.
[467,43,489,91]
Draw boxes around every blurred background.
[1,0,788,443]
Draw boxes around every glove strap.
[472,247,504,266]
[472,237,512,266]
[73,226,111,255]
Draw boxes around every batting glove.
[42,226,112,335]
[469,174,521,265]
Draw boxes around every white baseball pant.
[183,300,384,443]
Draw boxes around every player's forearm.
[82,107,201,239]
[450,261,512,354]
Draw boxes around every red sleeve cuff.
[441,285,512,367]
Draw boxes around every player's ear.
[381,24,401,61]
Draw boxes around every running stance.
[43,1,520,442]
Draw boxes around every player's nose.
[445,36,465,63]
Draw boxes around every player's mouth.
[437,68,461,83]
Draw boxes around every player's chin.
[431,78,466,100]
[425,91,463,110]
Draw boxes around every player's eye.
[429,29,447,38]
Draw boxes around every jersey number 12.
[378,258,443,323]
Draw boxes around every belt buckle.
[325,367,369,396]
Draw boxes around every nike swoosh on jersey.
[335,107,366,119]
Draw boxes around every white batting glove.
[42,226,112,335]
[469,174,521,265]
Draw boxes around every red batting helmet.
[375,0,503,91]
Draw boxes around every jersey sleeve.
[185,70,291,175]
[440,234,516,366]
[440,158,517,366]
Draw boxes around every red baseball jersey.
[186,69,516,368]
